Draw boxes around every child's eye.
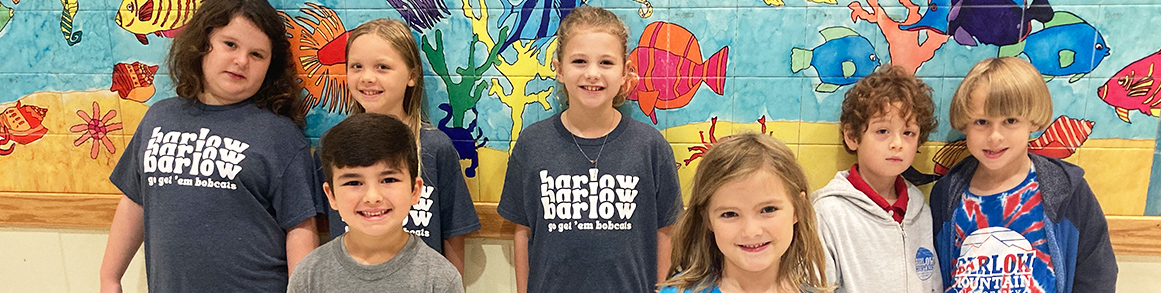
[377,64,389,70]
[349,63,362,70]
[224,41,236,48]
[250,52,265,59]
[340,180,362,187]
[381,177,401,184]
[720,211,738,218]
[571,59,586,64]
[876,129,888,134]
[903,130,916,136]
[1004,118,1019,125]
[600,60,615,66]
[760,206,777,213]
[973,119,988,126]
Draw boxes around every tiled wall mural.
[2,0,1159,221]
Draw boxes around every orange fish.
[628,22,729,124]
[116,0,202,45]
[1028,115,1094,159]
[280,3,354,115]
[109,61,159,102]
[0,101,49,156]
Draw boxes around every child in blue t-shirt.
[659,133,831,293]
[316,18,480,276]
[100,0,319,291]
[931,57,1117,292]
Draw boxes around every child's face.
[346,34,416,115]
[963,89,1036,173]
[198,15,272,105]
[324,161,422,238]
[708,169,798,276]
[552,29,628,111]
[844,103,920,183]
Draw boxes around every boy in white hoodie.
[812,65,941,292]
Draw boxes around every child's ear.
[841,125,860,152]
[407,70,418,87]
[323,182,339,211]
[619,59,638,97]
[551,59,561,77]
[410,177,424,205]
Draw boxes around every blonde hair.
[949,57,1053,131]
[553,6,631,109]
[660,133,830,293]
[345,18,428,141]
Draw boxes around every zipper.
[900,222,908,292]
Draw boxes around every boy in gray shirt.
[289,113,462,293]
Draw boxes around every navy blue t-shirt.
[109,98,318,292]
[498,113,684,293]
[319,126,481,253]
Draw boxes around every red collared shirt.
[847,164,908,223]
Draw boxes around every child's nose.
[743,218,763,237]
[362,185,384,203]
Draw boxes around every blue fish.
[948,0,1053,46]
[498,0,584,52]
[386,0,450,32]
[999,12,1109,83]
[899,0,952,34]
[791,27,881,93]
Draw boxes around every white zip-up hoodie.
[811,171,942,293]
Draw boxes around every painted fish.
[60,0,81,46]
[947,0,1053,46]
[1028,115,1094,159]
[0,101,49,156]
[116,0,202,45]
[1,3,12,34]
[931,140,969,175]
[899,0,952,33]
[792,27,880,93]
[386,0,449,32]
[280,3,354,115]
[109,61,159,103]
[498,0,583,52]
[999,12,1109,83]
[1097,50,1161,123]
[627,22,729,124]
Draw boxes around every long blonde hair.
[345,18,428,143]
[660,133,830,292]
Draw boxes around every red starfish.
[70,101,123,159]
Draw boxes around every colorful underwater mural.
[1,0,1161,218]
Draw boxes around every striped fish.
[931,140,969,176]
[116,0,202,45]
[628,22,729,124]
[1097,50,1161,123]
[1028,116,1094,159]
[60,0,82,46]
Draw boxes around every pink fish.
[628,22,728,124]
[1097,50,1161,123]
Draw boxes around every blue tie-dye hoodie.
[930,153,1117,293]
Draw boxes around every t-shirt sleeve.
[438,144,481,238]
[272,146,323,230]
[311,151,330,215]
[654,140,683,228]
[286,249,321,293]
[109,123,146,205]
[497,147,529,227]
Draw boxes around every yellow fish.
[116,0,202,45]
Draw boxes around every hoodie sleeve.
[1066,177,1117,292]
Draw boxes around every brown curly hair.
[839,65,937,153]
[166,0,304,127]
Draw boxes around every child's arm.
[657,225,673,283]
[100,196,144,293]
[514,224,531,293]
[285,217,319,274]
[443,236,466,275]
[1069,180,1118,292]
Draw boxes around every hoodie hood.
[811,170,929,225]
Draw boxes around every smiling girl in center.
[497,6,684,293]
